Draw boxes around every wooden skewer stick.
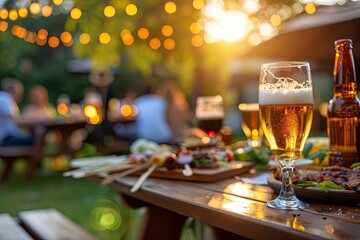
[70,163,134,179]
[101,163,150,185]
[130,164,157,193]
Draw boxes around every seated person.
[0,78,34,146]
[23,85,53,121]
[133,84,173,144]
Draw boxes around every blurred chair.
[0,124,46,183]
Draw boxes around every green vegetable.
[296,180,345,192]
[350,162,360,169]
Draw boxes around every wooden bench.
[0,125,46,183]
[0,213,33,240]
[18,209,97,240]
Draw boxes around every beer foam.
[259,87,313,104]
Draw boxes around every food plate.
[133,161,254,182]
[267,174,360,204]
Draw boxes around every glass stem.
[279,165,295,200]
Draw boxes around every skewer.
[101,163,150,185]
[68,163,134,178]
[130,151,173,192]
[130,164,157,192]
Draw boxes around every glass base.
[267,196,309,210]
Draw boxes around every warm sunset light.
[190,22,201,34]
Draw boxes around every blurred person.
[157,80,192,140]
[0,78,34,146]
[23,85,53,121]
[133,83,172,143]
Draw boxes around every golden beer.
[239,103,263,147]
[260,104,313,160]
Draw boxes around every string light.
[0,0,355,51]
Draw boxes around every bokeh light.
[42,5,53,17]
[8,9,18,21]
[305,3,316,14]
[0,9,8,19]
[48,36,60,48]
[99,32,111,44]
[125,4,137,16]
[191,35,203,47]
[138,27,149,39]
[162,25,173,37]
[89,199,121,231]
[149,38,161,49]
[122,33,134,46]
[104,5,116,17]
[53,0,64,5]
[79,33,91,44]
[18,8,28,18]
[70,8,82,20]
[165,1,177,14]
[0,21,8,32]
[193,0,205,10]
[164,38,175,50]
[29,3,41,15]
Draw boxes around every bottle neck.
[333,49,357,97]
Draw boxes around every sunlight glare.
[202,1,252,43]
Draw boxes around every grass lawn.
[0,161,145,240]
[0,159,202,240]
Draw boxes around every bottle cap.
[334,39,353,50]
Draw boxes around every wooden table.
[42,120,87,156]
[93,173,360,240]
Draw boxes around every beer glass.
[195,96,224,142]
[238,103,263,148]
[259,62,313,210]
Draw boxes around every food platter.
[267,174,360,204]
[133,161,254,182]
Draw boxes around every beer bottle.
[327,39,360,167]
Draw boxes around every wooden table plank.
[0,213,33,240]
[96,174,360,240]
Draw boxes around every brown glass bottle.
[327,39,360,167]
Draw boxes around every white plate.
[71,155,128,168]
[268,158,313,169]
